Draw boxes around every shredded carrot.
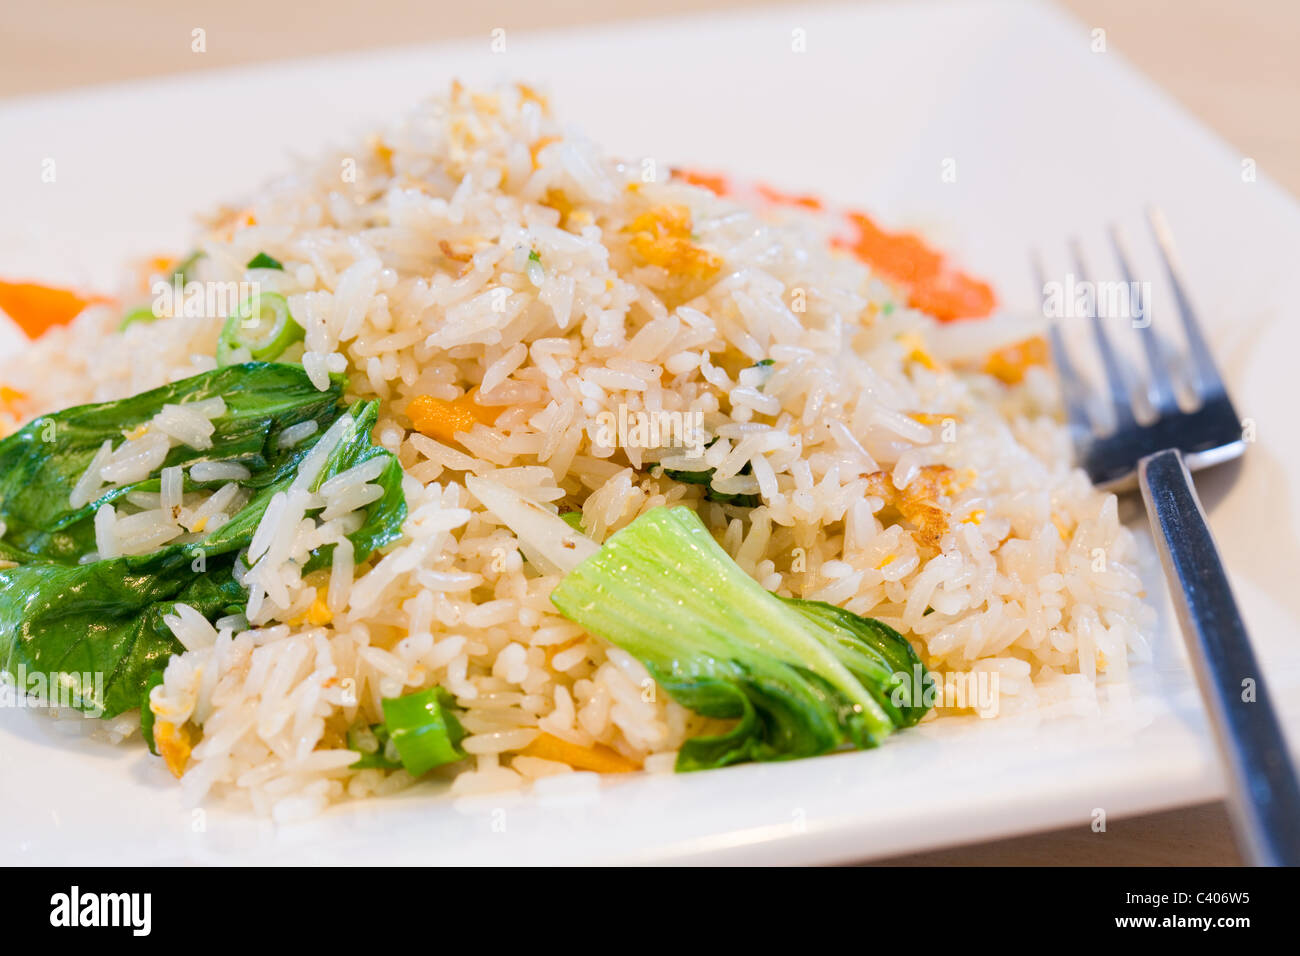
[0,280,111,339]
[673,167,729,196]
[520,732,640,773]
[756,182,823,210]
[982,335,1049,384]
[908,269,997,325]
[835,212,996,322]
[407,389,500,445]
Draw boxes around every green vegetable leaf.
[661,437,760,508]
[139,669,166,754]
[246,252,284,271]
[0,362,344,563]
[0,555,247,718]
[0,363,406,720]
[307,400,407,563]
[661,463,760,508]
[551,506,930,771]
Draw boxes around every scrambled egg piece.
[154,720,198,779]
[866,465,973,549]
[896,332,944,372]
[289,590,333,628]
[983,335,1049,384]
[907,411,959,426]
[369,135,394,175]
[623,205,722,281]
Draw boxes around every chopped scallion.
[217,292,303,365]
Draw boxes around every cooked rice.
[0,82,1153,820]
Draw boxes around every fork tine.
[1070,238,1136,429]
[1108,224,1179,414]
[1146,207,1227,398]
[1031,250,1091,433]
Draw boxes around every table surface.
[3,0,1296,866]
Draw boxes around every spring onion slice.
[378,687,466,776]
[217,292,304,365]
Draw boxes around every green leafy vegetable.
[302,400,407,566]
[0,363,406,719]
[551,506,929,770]
[660,463,760,508]
[559,510,584,532]
[246,252,284,271]
[661,437,761,508]
[0,362,343,563]
[217,292,304,365]
[348,687,466,775]
[0,552,248,718]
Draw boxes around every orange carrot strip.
[407,390,500,445]
[0,280,110,339]
[836,211,996,322]
[0,385,26,411]
[673,167,729,196]
[520,732,640,773]
[756,182,823,210]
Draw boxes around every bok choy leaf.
[549,506,930,770]
[0,363,407,720]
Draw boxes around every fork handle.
[1139,448,1300,865]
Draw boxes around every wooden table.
[4,0,1295,866]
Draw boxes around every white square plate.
[2,0,1299,865]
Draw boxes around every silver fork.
[1035,209,1300,866]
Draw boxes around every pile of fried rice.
[0,83,1152,821]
